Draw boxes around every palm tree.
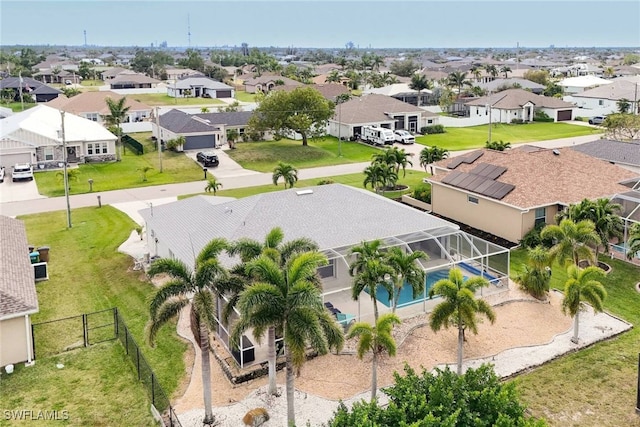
[325,70,341,83]
[231,251,344,426]
[627,222,640,260]
[348,313,401,401]
[204,177,222,194]
[514,246,552,300]
[349,240,394,322]
[55,168,80,190]
[562,265,607,343]
[228,228,317,396]
[363,162,397,194]
[138,165,153,182]
[484,64,499,78]
[541,219,601,267]
[409,74,432,107]
[581,198,623,257]
[385,247,427,313]
[447,71,471,96]
[428,268,496,375]
[419,146,450,174]
[272,162,298,189]
[226,129,239,149]
[500,66,512,78]
[104,97,130,161]
[146,238,229,426]
[470,65,483,83]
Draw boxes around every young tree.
[602,113,640,140]
[146,239,229,426]
[226,129,239,149]
[419,146,449,173]
[409,74,432,107]
[349,240,394,322]
[231,251,344,426]
[104,97,130,161]
[541,219,601,266]
[562,265,607,343]
[348,313,401,401]
[204,177,222,194]
[55,168,80,190]
[617,98,631,114]
[514,246,552,300]
[138,165,153,182]
[429,268,496,375]
[385,247,427,313]
[248,86,335,146]
[272,162,298,189]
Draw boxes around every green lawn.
[2,101,37,112]
[235,91,258,103]
[80,79,103,87]
[0,207,187,426]
[509,249,640,427]
[227,138,385,172]
[128,93,225,107]
[34,133,204,197]
[416,122,601,151]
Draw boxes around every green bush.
[420,124,445,135]
[533,110,554,122]
[412,184,431,203]
[520,222,554,249]
[317,179,335,185]
[574,116,586,122]
[511,118,525,124]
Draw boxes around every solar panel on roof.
[474,179,495,194]
[464,151,484,163]
[466,175,490,192]
[481,181,505,198]
[491,184,515,200]
[447,158,464,169]
[470,163,508,180]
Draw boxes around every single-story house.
[0,216,39,368]
[100,67,130,81]
[45,91,152,124]
[465,89,575,122]
[153,109,254,150]
[0,105,117,169]
[328,94,440,139]
[139,184,510,367]
[427,146,640,244]
[33,69,81,85]
[109,72,161,89]
[558,75,612,95]
[272,83,350,102]
[164,68,202,81]
[567,79,640,116]
[364,83,433,106]
[243,74,302,93]
[477,78,546,95]
[572,139,640,174]
[0,77,62,103]
[167,76,235,99]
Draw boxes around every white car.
[394,130,415,144]
[12,163,34,182]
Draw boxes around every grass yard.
[0,207,187,426]
[235,91,258,103]
[34,132,204,197]
[2,101,37,112]
[416,122,601,151]
[227,138,385,172]
[509,249,640,427]
[127,93,225,107]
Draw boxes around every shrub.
[420,124,445,135]
[511,118,525,124]
[317,179,335,185]
[534,110,554,122]
[520,222,554,249]
[412,184,431,204]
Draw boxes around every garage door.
[216,90,232,98]
[0,152,32,169]
[557,110,572,121]
[183,135,216,150]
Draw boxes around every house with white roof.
[364,83,433,106]
[567,79,640,116]
[0,105,117,169]
[558,75,613,95]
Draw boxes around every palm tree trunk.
[116,132,122,162]
[370,351,378,401]
[199,321,215,425]
[285,348,296,426]
[571,311,580,344]
[371,293,379,322]
[457,326,464,375]
[267,326,277,395]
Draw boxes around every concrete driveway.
[183,148,262,179]
[0,175,45,203]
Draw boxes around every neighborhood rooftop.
[571,139,640,167]
[45,90,152,115]
[333,93,438,124]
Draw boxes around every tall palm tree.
[514,246,552,300]
[272,162,298,189]
[560,198,623,257]
[385,247,427,313]
[372,147,412,177]
[409,74,432,107]
[541,219,601,266]
[228,228,317,396]
[484,64,499,78]
[348,313,401,401]
[363,162,397,195]
[500,66,512,78]
[231,251,344,426]
[470,65,483,82]
[419,146,450,173]
[428,268,496,375]
[562,265,607,343]
[146,238,229,426]
[349,240,394,322]
[204,177,222,194]
[447,71,471,97]
[104,97,130,161]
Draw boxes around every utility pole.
[337,102,342,157]
[60,110,72,228]
[155,107,163,172]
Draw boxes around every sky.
[1,0,639,49]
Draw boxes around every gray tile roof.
[174,76,233,90]
[465,89,574,109]
[333,94,436,124]
[0,77,61,94]
[478,78,545,92]
[140,184,458,267]
[159,109,221,133]
[0,216,38,319]
[572,80,640,101]
[195,111,253,127]
[571,139,640,167]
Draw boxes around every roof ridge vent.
[552,149,560,156]
[296,189,313,196]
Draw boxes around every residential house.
[164,68,201,82]
[272,83,350,102]
[33,68,81,85]
[572,140,640,174]
[0,105,117,169]
[465,89,575,122]
[167,76,234,99]
[567,79,640,116]
[46,91,152,125]
[328,94,439,139]
[109,72,161,89]
[477,78,545,95]
[243,74,302,93]
[0,77,62,103]
[0,216,39,368]
[139,184,510,367]
[101,67,130,81]
[427,146,639,244]
[558,75,612,95]
[364,83,434,106]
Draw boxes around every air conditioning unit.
[33,262,48,282]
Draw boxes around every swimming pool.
[372,262,498,308]
[612,242,640,259]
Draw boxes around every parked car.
[196,151,220,167]
[588,116,606,125]
[0,166,5,183]
[11,163,34,182]
[394,130,415,144]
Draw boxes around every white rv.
[361,126,395,146]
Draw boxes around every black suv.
[196,151,220,167]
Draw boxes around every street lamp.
[59,110,72,228]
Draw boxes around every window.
[468,195,479,204]
[86,113,98,122]
[598,100,604,106]
[427,119,434,124]
[535,207,546,226]
[101,143,108,154]
[317,258,336,279]
[87,143,94,155]
[44,147,54,161]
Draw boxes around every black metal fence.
[31,308,181,427]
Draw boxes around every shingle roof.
[0,216,38,319]
[159,109,220,133]
[478,78,545,92]
[571,80,640,101]
[429,146,639,208]
[0,77,61,94]
[140,184,458,267]
[333,94,437,124]
[571,139,640,166]
[45,91,152,115]
[110,73,160,85]
[195,111,253,127]
[243,74,301,87]
[272,83,349,101]
[173,76,233,90]
[465,89,574,109]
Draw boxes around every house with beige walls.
[427,146,639,244]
